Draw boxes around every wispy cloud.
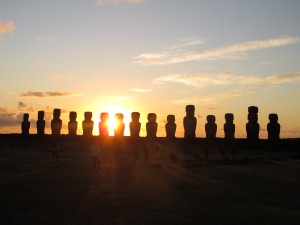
[171,88,259,105]
[15,91,81,98]
[134,36,299,65]
[154,72,300,88]
[18,101,35,112]
[96,0,143,6]
[128,88,152,93]
[0,20,15,37]
[35,34,56,42]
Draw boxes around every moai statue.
[68,111,77,135]
[267,113,280,140]
[114,113,125,137]
[82,112,94,136]
[246,106,260,140]
[183,105,197,139]
[224,113,235,140]
[21,113,30,135]
[205,115,217,140]
[36,111,45,135]
[204,115,218,160]
[51,108,62,135]
[99,112,109,137]
[146,113,158,139]
[223,113,236,159]
[130,112,141,138]
[165,114,176,139]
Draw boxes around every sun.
[101,105,130,136]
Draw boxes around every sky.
[1,0,300,138]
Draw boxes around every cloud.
[134,36,299,65]
[18,101,27,110]
[15,91,81,98]
[153,72,300,88]
[171,88,259,105]
[265,73,300,84]
[128,88,152,93]
[0,20,15,37]
[96,0,143,6]
[35,34,56,42]
[18,101,35,112]
[0,113,21,127]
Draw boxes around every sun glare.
[101,105,131,136]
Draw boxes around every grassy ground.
[0,138,300,225]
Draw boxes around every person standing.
[91,141,100,169]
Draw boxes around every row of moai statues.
[20,105,280,140]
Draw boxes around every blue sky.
[1,0,300,137]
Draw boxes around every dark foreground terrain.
[0,135,300,225]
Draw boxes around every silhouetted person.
[131,138,142,166]
[146,113,158,139]
[99,112,109,137]
[223,113,236,159]
[68,111,78,135]
[267,113,280,140]
[52,141,59,162]
[183,105,197,139]
[21,113,30,135]
[130,112,141,138]
[204,115,217,160]
[51,108,62,135]
[165,114,176,139]
[114,113,125,137]
[91,141,100,169]
[36,111,45,135]
[246,106,260,140]
[82,112,94,136]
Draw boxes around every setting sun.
[97,105,131,136]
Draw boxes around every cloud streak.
[16,91,81,98]
[154,72,300,88]
[96,0,143,6]
[0,20,15,37]
[171,88,259,105]
[134,36,299,65]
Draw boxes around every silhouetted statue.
[130,112,141,138]
[114,113,125,137]
[205,115,217,139]
[68,111,77,135]
[165,114,176,139]
[204,115,217,160]
[267,113,280,140]
[224,113,235,140]
[99,112,109,136]
[82,112,94,136]
[183,105,197,139]
[21,113,30,135]
[223,113,236,159]
[36,111,45,135]
[146,113,158,139]
[246,106,260,140]
[51,108,62,135]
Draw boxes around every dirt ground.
[0,138,300,225]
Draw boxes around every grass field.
[0,137,300,225]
